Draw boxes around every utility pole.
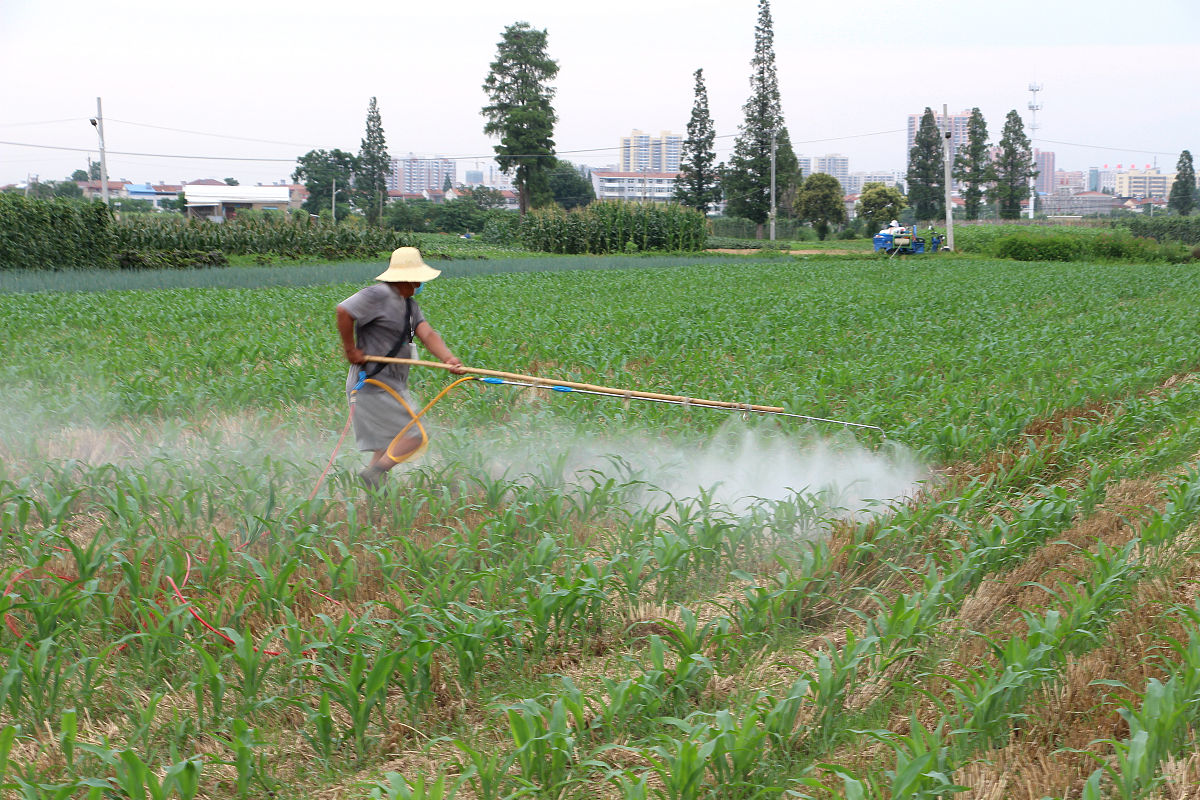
[769,129,777,241]
[941,104,955,252]
[90,97,110,208]
[331,176,337,224]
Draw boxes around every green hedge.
[1124,216,1200,245]
[993,233,1080,262]
[0,194,115,270]
[957,224,1194,263]
[519,201,706,254]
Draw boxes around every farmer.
[337,246,464,489]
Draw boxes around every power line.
[0,140,296,162]
[0,118,89,128]
[106,118,313,148]
[1033,137,1179,158]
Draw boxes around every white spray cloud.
[434,414,930,522]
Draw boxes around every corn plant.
[504,698,577,798]
[856,716,967,800]
[312,644,401,761]
[368,772,460,800]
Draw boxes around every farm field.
[4,252,1200,798]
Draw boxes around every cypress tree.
[1169,150,1195,216]
[906,108,944,222]
[482,22,559,214]
[358,97,391,226]
[675,68,721,214]
[992,110,1037,220]
[721,0,798,236]
[952,107,993,221]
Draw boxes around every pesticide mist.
[440,415,930,528]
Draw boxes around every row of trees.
[673,0,859,238]
[291,97,390,224]
[906,107,1039,221]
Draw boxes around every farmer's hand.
[344,346,367,365]
[445,356,465,375]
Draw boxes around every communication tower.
[1026,83,1043,218]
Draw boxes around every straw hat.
[375,247,441,283]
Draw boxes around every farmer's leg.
[368,432,424,471]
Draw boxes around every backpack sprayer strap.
[363,296,414,380]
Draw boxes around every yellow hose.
[364,375,477,464]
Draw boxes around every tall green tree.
[856,182,907,232]
[906,108,944,222]
[292,148,358,218]
[481,21,559,214]
[223,177,239,186]
[71,169,89,182]
[547,159,594,210]
[796,172,847,240]
[358,97,391,226]
[721,0,799,236]
[675,68,721,214]
[991,110,1037,220]
[952,107,993,220]
[1169,149,1195,216]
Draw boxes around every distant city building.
[1040,191,1119,216]
[388,155,456,193]
[845,171,900,194]
[590,170,680,203]
[807,154,850,190]
[1053,169,1086,195]
[1088,167,1117,193]
[619,130,682,172]
[464,169,483,186]
[906,109,971,167]
[1034,150,1056,196]
[1115,168,1175,198]
[796,156,811,182]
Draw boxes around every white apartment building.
[388,155,457,192]
[619,130,682,173]
[811,154,850,190]
[797,156,811,181]
[590,170,680,203]
[1115,168,1176,199]
[845,171,900,194]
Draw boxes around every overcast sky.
[1,0,1195,187]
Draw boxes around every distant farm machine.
[873,226,945,256]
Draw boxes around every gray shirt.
[340,283,427,393]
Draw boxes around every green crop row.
[519,201,707,254]
[0,195,430,271]
[112,215,416,259]
[0,194,116,271]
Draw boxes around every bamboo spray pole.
[363,356,884,432]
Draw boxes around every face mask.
[415,284,424,295]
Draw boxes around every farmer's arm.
[336,305,366,365]
[416,320,464,374]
